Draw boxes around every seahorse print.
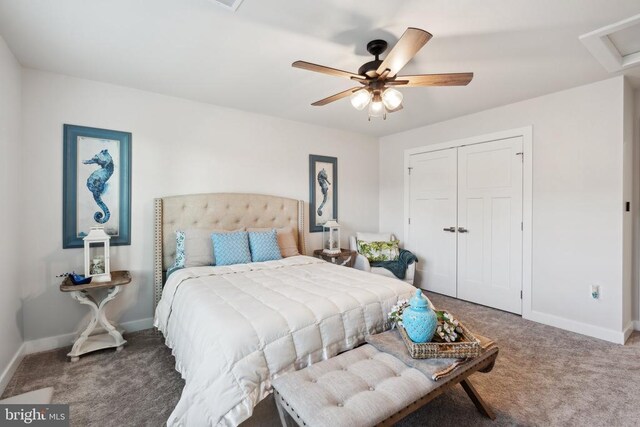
[83,149,114,224]
[317,168,331,216]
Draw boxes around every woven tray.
[398,314,481,359]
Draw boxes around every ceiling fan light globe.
[350,89,372,111]
[368,100,385,118]
[382,88,403,110]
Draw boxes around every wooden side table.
[60,270,131,362]
[313,249,357,267]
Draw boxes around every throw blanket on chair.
[370,249,418,279]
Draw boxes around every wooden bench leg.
[460,378,496,420]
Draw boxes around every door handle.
[443,227,456,232]
[458,227,469,233]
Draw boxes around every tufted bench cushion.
[273,343,498,427]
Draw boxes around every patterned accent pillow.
[357,240,400,262]
[173,231,186,268]
[211,231,252,266]
[248,229,283,262]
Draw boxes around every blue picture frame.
[63,124,132,248]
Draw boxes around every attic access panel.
[209,0,244,12]
[580,13,640,72]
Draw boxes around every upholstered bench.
[273,341,498,427]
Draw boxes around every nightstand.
[313,249,357,267]
[60,270,131,362]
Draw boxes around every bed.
[153,193,416,426]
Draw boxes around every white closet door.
[457,137,523,314]
[408,149,457,296]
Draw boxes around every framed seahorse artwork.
[63,124,132,248]
[309,154,338,233]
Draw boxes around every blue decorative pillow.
[211,231,252,266]
[248,229,283,262]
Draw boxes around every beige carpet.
[3,292,640,427]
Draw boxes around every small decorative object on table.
[83,226,111,282]
[401,289,437,343]
[388,295,481,359]
[313,248,357,267]
[57,272,92,286]
[60,270,131,362]
[322,219,341,254]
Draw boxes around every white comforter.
[155,255,415,426]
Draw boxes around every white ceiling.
[1,0,639,137]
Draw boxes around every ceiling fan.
[292,27,473,120]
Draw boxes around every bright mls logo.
[1,405,69,426]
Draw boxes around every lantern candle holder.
[83,226,111,283]
[322,220,341,255]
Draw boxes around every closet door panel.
[408,149,457,296]
[457,137,523,314]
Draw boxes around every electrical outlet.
[591,285,600,300]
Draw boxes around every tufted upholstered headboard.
[153,193,306,307]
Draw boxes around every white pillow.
[183,229,217,267]
[180,228,244,267]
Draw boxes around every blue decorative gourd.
[402,289,437,343]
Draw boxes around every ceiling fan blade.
[293,61,365,80]
[390,73,474,87]
[311,87,360,106]
[376,28,432,78]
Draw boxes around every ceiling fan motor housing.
[359,39,388,77]
[367,39,388,57]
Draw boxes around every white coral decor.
[435,311,463,342]
[388,299,409,328]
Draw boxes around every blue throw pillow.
[211,231,252,266]
[248,229,282,262]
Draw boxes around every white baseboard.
[0,343,26,397]
[634,320,640,331]
[24,331,76,355]
[23,317,154,356]
[526,310,628,344]
[623,321,635,344]
[119,317,155,333]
